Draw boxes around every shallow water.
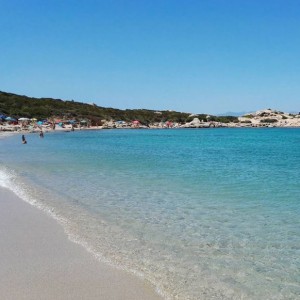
[1,128,300,299]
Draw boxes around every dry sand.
[0,187,162,300]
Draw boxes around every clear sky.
[1,0,299,114]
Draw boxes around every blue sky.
[1,0,299,114]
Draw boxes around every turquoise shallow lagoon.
[1,128,300,299]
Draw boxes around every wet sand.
[0,187,162,300]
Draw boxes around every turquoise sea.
[0,128,299,299]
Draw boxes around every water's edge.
[0,168,168,300]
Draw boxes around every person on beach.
[22,135,27,144]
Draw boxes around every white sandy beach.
[0,187,162,300]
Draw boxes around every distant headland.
[0,91,299,132]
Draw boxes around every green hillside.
[0,91,238,125]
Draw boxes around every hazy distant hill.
[217,111,251,117]
[0,91,238,125]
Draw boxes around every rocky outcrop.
[180,118,211,128]
[238,109,300,127]
[179,109,300,128]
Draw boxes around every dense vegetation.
[0,91,238,125]
[260,118,278,123]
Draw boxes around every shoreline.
[0,186,162,300]
[1,108,300,132]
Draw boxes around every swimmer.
[22,135,27,144]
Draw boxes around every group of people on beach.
[22,130,44,144]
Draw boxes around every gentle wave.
[0,167,170,299]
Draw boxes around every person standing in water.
[22,135,27,144]
[39,130,44,138]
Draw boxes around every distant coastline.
[1,91,299,132]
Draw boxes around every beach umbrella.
[0,114,6,120]
[37,121,43,125]
[5,117,17,121]
[18,117,30,121]
[31,118,37,121]
[132,120,140,124]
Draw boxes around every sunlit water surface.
[0,128,299,299]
